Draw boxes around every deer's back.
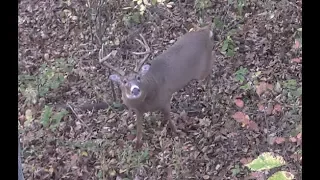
[149,29,214,93]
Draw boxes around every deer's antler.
[132,34,151,72]
[99,44,125,76]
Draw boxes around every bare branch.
[133,34,151,72]
[99,44,125,76]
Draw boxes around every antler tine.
[133,34,151,72]
[99,45,125,76]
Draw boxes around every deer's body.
[109,25,215,148]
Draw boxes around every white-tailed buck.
[106,24,215,149]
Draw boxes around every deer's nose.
[131,87,140,96]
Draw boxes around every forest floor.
[18,0,302,179]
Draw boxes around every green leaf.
[245,152,286,171]
[131,12,141,23]
[228,0,234,5]
[267,171,294,180]
[141,149,149,160]
[240,83,251,90]
[151,0,157,5]
[292,87,302,97]
[283,79,297,90]
[41,106,53,127]
[231,165,240,176]
[112,102,123,109]
[221,40,229,52]
[226,48,235,57]
[51,109,68,129]
[214,17,223,29]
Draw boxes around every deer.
[103,24,215,149]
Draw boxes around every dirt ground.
[18,0,302,179]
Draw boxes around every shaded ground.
[18,0,302,179]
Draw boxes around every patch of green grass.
[228,0,246,17]
[282,79,302,100]
[41,106,68,130]
[214,17,224,29]
[116,143,150,176]
[19,58,75,104]
[195,0,212,12]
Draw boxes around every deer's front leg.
[162,103,177,133]
[135,111,143,149]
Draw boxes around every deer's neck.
[141,72,159,98]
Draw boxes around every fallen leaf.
[293,39,300,49]
[232,112,246,122]
[167,167,173,180]
[296,132,301,139]
[256,82,267,96]
[245,152,286,171]
[247,172,264,180]
[70,154,78,167]
[202,175,210,180]
[18,115,26,125]
[247,121,259,132]
[232,112,250,125]
[81,151,88,157]
[268,137,276,145]
[272,104,282,114]
[267,83,274,90]
[266,104,273,115]
[199,117,211,127]
[289,137,297,142]
[257,103,265,112]
[240,157,252,164]
[127,134,135,140]
[234,99,244,108]
[290,153,302,162]
[275,137,286,144]
[25,109,33,121]
[291,57,302,63]
[268,171,294,180]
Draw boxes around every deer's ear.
[140,64,150,76]
[109,74,121,83]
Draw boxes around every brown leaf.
[289,137,297,142]
[234,99,244,108]
[232,112,246,123]
[291,57,302,63]
[18,115,26,126]
[274,137,286,144]
[267,83,274,90]
[247,121,259,132]
[167,167,173,180]
[70,154,78,167]
[257,103,265,112]
[240,157,251,164]
[296,132,302,139]
[272,104,282,114]
[268,137,276,145]
[256,82,267,96]
[266,104,273,115]
[234,112,250,124]
[247,172,264,180]
[290,153,302,162]
[293,39,300,49]
[127,134,135,140]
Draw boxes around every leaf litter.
[18,0,302,179]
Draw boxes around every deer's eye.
[137,76,141,81]
[123,79,127,84]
